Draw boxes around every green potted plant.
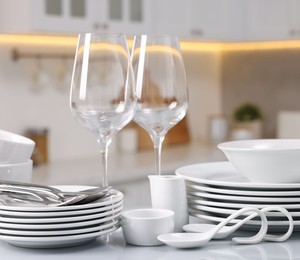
[232,102,263,139]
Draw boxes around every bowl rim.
[121,208,174,220]
[218,139,300,151]
[0,130,35,145]
[0,160,33,167]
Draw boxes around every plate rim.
[176,161,300,189]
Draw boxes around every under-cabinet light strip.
[2,34,300,53]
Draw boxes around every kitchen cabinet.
[244,0,292,40]
[185,0,244,41]
[151,0,244,41]
[0,0,151,35]
[289,0,300,38]
[151,0,187,37]
[2,0,300,41]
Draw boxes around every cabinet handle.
[290,29,296,36]
[93,23,109,30]
[190,29,203,37]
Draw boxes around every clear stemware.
[70,33,135,187]
[131,35,188,175]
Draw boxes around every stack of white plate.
[176,161,300,232]
[0,185,123,248]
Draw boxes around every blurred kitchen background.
[0,0,300,188]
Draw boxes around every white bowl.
[218,139,300,183]
[0,160,33,183]
[121,208,174,246]
[0,130,35,163]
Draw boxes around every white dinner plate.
[0,204,122,224]
[0,219,120,237]
[0,211,121,230]
[0,199,122,218]
[187,190,300,203]
[0,225,120,248]
[188,197,300,210]
[189,210,299,228]
[186,182,300,197]
[0,186,123,212]
[176,161,300,190]
[189,203,300,218]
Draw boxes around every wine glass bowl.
[70,33,135,187]
[131,35,188,175]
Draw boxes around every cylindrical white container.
[148,175,188,232]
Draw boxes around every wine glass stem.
[153,136,164,175]
[99,143,109,188]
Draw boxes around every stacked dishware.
[176,139,300,232]
[0,130,35,182]
[0,185,123,248]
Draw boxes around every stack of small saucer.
[0,186,123,248]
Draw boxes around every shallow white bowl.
[218,139,300,183]
[0,130,35,163]
[0,160,33,183]
[121,208,174,246]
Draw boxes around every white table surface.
[32,142,226,186]
[3,142,300,258]
[1,229,300,259]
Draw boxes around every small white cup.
[121,208,174,246]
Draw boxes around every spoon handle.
[231,208,268,245]
[261,206,294,242]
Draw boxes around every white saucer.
[0,204,122,224]
[0,211,121,230]
[0,225,120,248]
[176,161,300,190]
[0,219,120,236]
[0,199,122,218]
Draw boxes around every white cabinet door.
[289,0,300,38]
[33,0,94,33]
[0,0,150,35]
[0,0,93,34]
[99,0,151,35]
[186,0,244,40]
[151,0,187,37]
[245,0,291,40]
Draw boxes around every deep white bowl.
[0,130,35,163]
[121,208,174,246]
[0,160,33,182]
[218,139,300,183]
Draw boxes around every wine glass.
[70,33,135,187]
[131,35,188,175]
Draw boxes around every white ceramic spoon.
[157,207,268,248]
[183,206,294,242]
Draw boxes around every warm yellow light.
[180,41,223,52]
[1,34,300,53]
[0,34,77,47]
[221,41,300,51]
